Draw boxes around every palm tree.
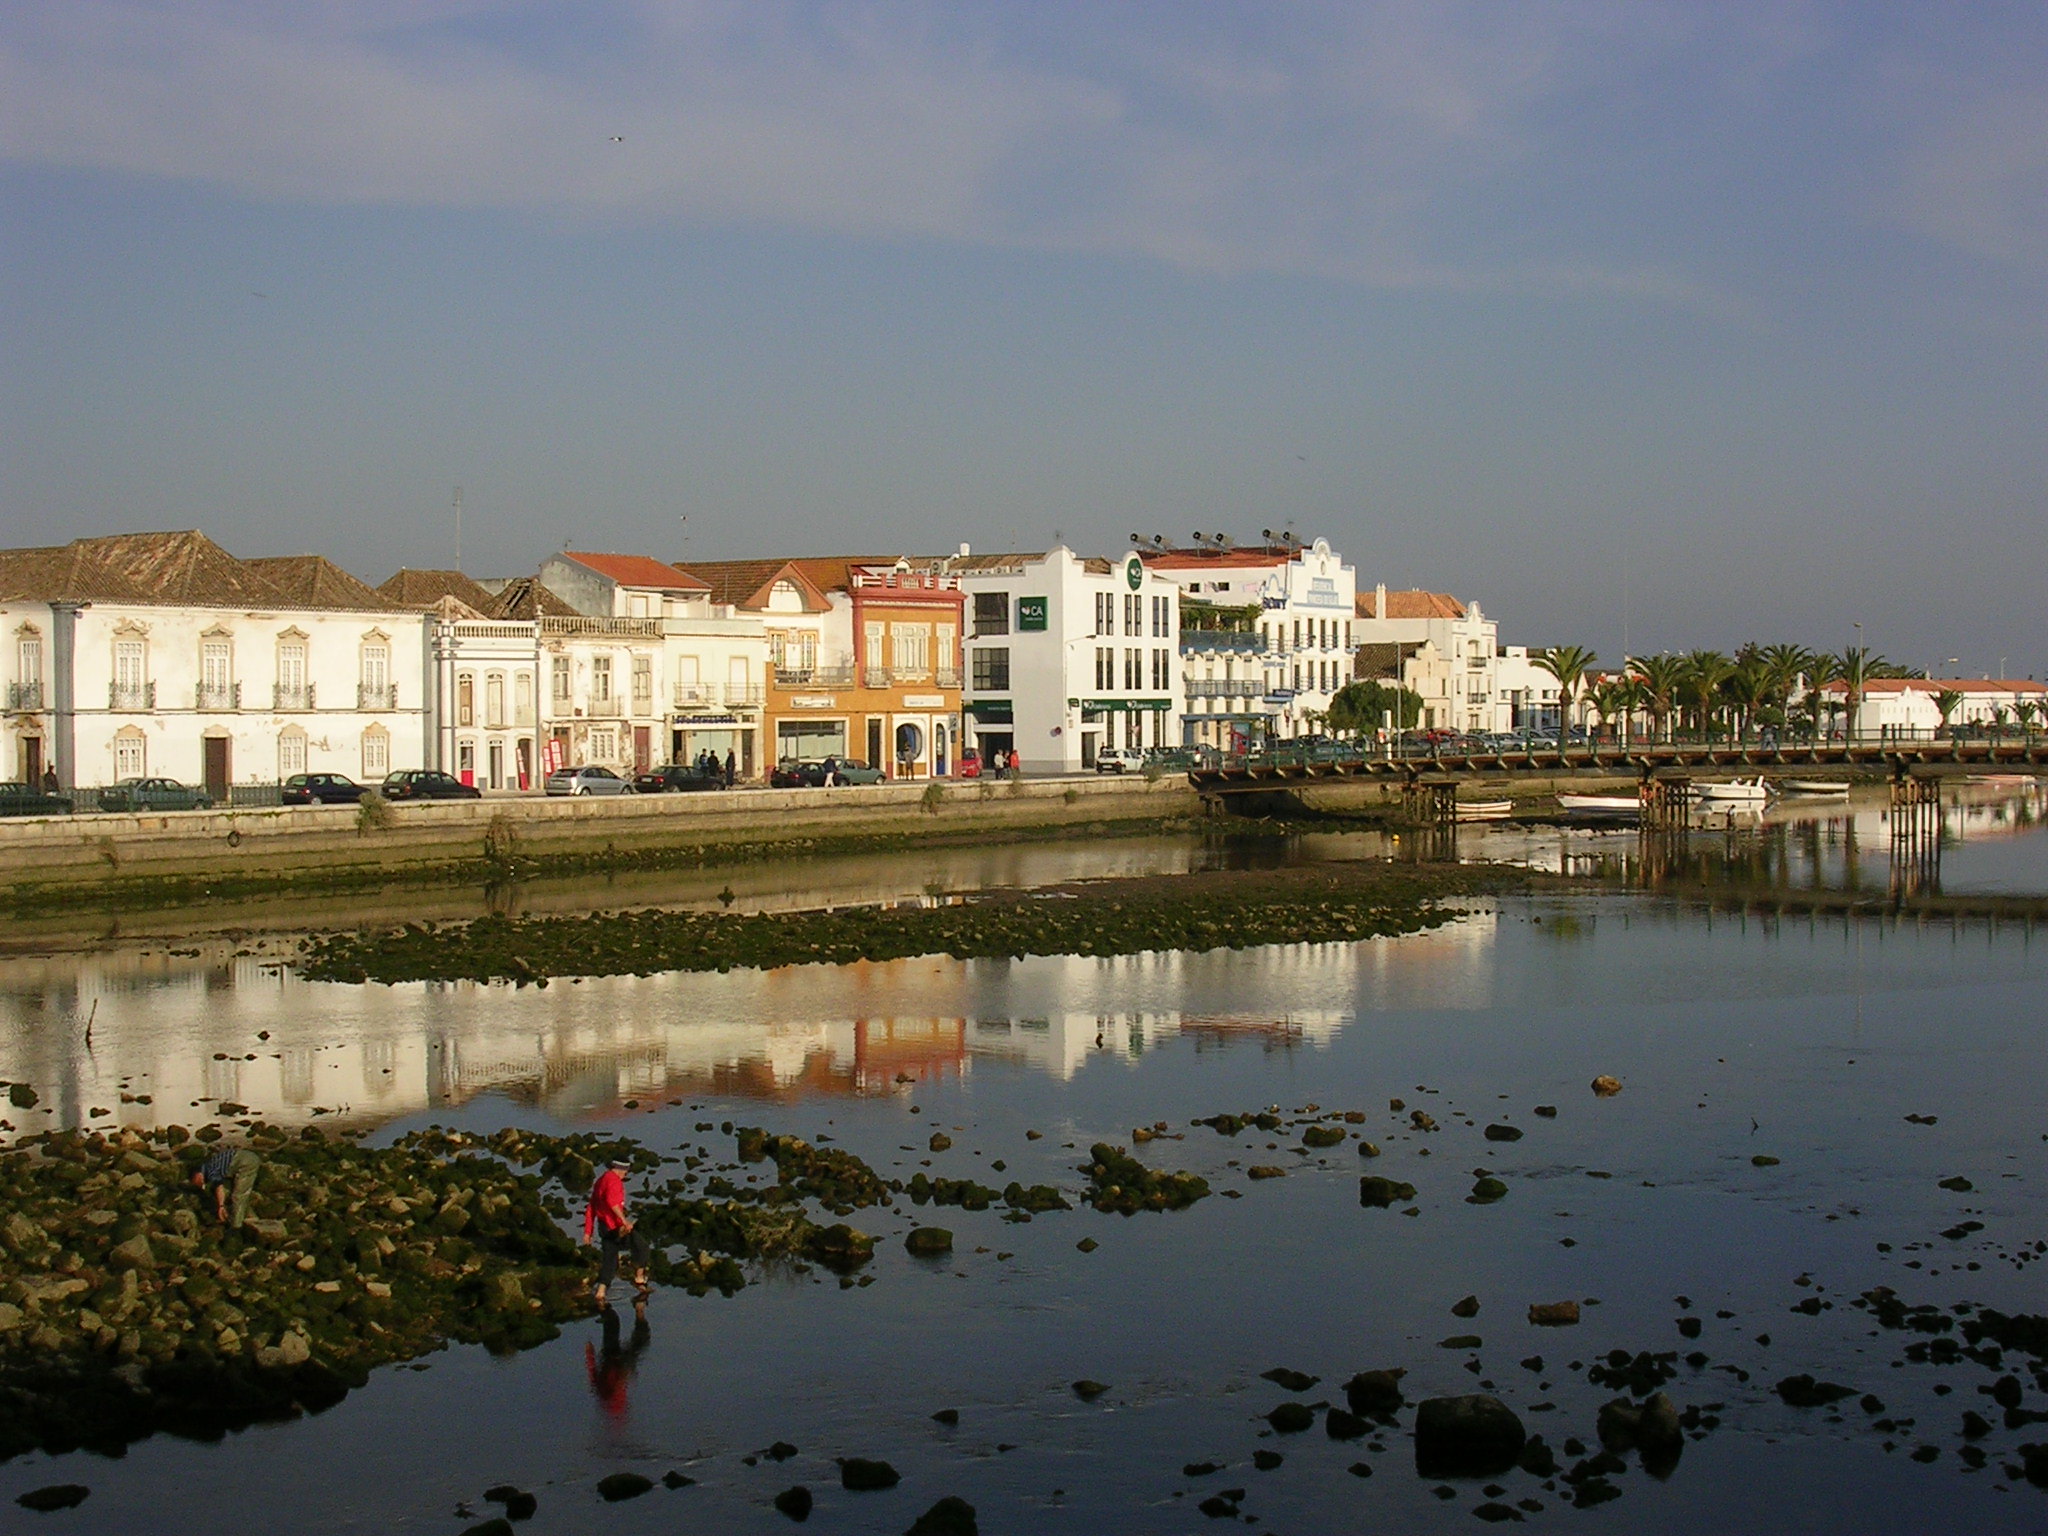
[1933,689,1963,738]
[1757,643,1812,724]
[1588,677,1640,744]
[1679,651,1732,739]
[1532,645,1597,738]
[1628,654,1687,743]
[1837,647,1887,742]
[1801,653,1841,740]
[1720,660,1773,742]
[2017,699,2040,741]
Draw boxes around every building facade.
[1351,585,1558,733]
[913,547,1182,774]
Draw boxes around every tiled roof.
[677,558,833,613]
[1357,589,1466,620]
[561,551,708,591]
[0,543,152,603]
[71,530,287,607]
[243,555,397,612]
[486,577,576,619]
[1821,678,2046,695]
[378,568,502,612]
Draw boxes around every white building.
[1143,536,1358,745]
[1820,677,2048,739]
[536,552,768,776]
[1,533,427,794]
[378,570,542,791]
[1351,585,1557,733]
[908,547,1182,774]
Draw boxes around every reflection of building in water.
[0,911,1500,1137]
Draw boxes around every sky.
[1,1,2043,676]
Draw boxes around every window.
[591,655,612,701]
[972,648,1010,690]
[551,656,570,702]
[1095,592,1113,636]
[361,728,388,778]
[1124,593,1141,636]
[114,639,146,696]
[515,671,534,725]
[631,655,652,705]
[1152,595,1170,638]
[278,731,306,779]
[937,623,956,678]
[486,673,505,728]
[277,641,307,697]
[15,635,41,708]
[769,632,787,670]
[360,641,392,709]
[1124,647,1141,690]
[1151,648,1170,690]
[628,594,649,618]
[114,732,145,779]
[891,624,931,674]
[972,592,1009,636]
[589,726,617,761]
[1094,646,1113,690]
[457,672,475,727]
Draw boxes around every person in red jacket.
[584,1157,651,1309]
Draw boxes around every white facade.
[1352,587,1556,733]
[4,597,427,792]
[1146,537,1358,744]
[940,548,1181,774]
[432,616,540,790]
[1825,679,2048,738]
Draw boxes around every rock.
[1467,1176,1507,1204]
[1590,1076,1622,1097]
[1246,1166,1286,1180]
[107,1235,155,1271]
[255,1330,312,1370]
[905,1227,954,1257]
[16,1485,88,1512]
[1325,1407,1368,1439]
[905,1495,978,1535]
[1410,1110,1438,1131]
[931,1408,960,1425]
[245,1219,289,1245]
[1451,1295,1480,1319]
[1358,1176,1416,1208]
[1528,1301,1580,1327]
[8,1084,37,1109]
[462,1521,513,1536]
[1440,1334,1483,1349]
[839,1457,901,1491]
[774,1485,814,1521]
[660,1472,694,1490]
[1071,1379,1110,1401]
[1075,1237,1099,1253]
[1183,1461,1222,1476]
[504,1490,539,1517]
[1775,1374,1856,1408]
[597,1472,654,1502]
[1751,1155,1780,1167]
[1252,1449,1284,1470]
[1533,1105,1558,1118]
[1598,1392,1683,1476]
[1938,1176,1974,1192]
[4,1211,44,1251]
[1301,1126,1346,1149]
[0,1302,23,1332]
[765,1442,800,1461]
[1343,1368,1406,1419]
[1356,1140,1381,1158]
[1483,1124,1523,1142]
[1472,1502,1521,1523]
[1266,1402,1315,1433]
[929,1133,953,1153]
[1260,1367,1318,1392]
[1414,1394,1527,1477]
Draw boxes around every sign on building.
[1016,595,1048,632]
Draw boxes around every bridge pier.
[1640,774,1692,828]
[1889,772,1942,897]
[1400,779,1458,826]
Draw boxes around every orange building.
[682,557,965,777]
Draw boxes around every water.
[3,801,2048,1532]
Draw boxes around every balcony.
[357,682,398,711]
[538,615,662,639]
[110,682,155,710]
[672,682,765,711]
[195,682,241,711]
[934,668,961,690]
[273,682,316,711]
[1187,678,1262,699]
[6,682,42,712]
[1181,631,1268,656]
[584,695,626,717]
[774,664,854,690]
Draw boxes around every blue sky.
[2,1,2043,674]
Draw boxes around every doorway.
[866,717,883,772]
[202,736,230,801]
[632,726,653,773]
[21,736,42,786]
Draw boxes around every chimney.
[1374,583,1386,620]
[958,542,971,557]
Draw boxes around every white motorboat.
[1455,800,1514,823]
[1557,793,1640,821]
[1695,777,1769,806]
[1780,779,1849,797]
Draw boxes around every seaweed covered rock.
[1414,1394,1526,1477]
[905,1174,999,1211]
[1358,1176,1417,1209]
[1080,1144,1209,1215]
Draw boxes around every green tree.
[1678,651,1732,738]
[1933,689,1963,736]
[1532,645,1597,736]
[1800,653,1841,739]
[1329,679,1422,734]
[1837,647,1887,741]
[1627,654,1687,743]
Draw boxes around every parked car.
[956,750,982,779]
[97,776,213,812]
[281,772,368,806]
[0,782,72,817]
[632,764,724,794]
[770,759,821,788]
[545,765,632,797]
[1095,747,1147,775]
[820,757,885,785]
[379,769,482,801]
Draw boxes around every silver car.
[544,765,633,797]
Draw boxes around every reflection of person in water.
[585,1298,651,1422]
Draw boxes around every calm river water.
[2,786,2045,1534]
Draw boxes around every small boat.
[1558,793,1640,821]
[1966,774,2037,788]
[1780,779,1850,797]
[1455,800,1514,823]
[1695,778,1769,806]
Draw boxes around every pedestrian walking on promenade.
[585,1157,651,1310]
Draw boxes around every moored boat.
[1695,777,1769,806]
[1780,779,1850,797]
[1558,793,1640,821]
[1455,800,1514,823]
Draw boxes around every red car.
[956,750,982,779]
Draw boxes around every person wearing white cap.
[583,1157,651,1309]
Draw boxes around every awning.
[965,700,1014,723]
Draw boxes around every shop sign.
[902,694,945,708]
[790,695,837,708]
[1017,595,1048,631]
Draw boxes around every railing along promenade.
[1188,737,2048,793]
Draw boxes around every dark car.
[379,769,481,801]
[0,782,71,817]
[771,759,824,788]
[632,764,724,794]
[97,776,213,812]
[282,772,368,806]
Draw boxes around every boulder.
[16,1485,88,1512]
[1467,1177,1508,1204]
[1301,1126,1346,1149]
[107,1235,155,1272]
[1451,1295,1480,1318]
[1775,1374,1856,1408]
[245,1219,289,1245]
[1265,1402,1314,1433]
[905,1495,978,1535]
[1528,1301,1580,1327]
[839,1458,901,1491]
[1246,1166,1286,1180]
[904,1228,954,1257]
[774,1485,813,1521]
[1482,1124,1523,1142]
[1343,1368,1406,1420]
[1414,1394,1527,1477]
[1590,1076,1623,1097]
[1071,1379,1110,1400]
[1358,1176,1416,1208]
[928,1133,953,1153]
[596,1472,653,1502]
[1325,1407,1368,1439]
[1260,1367,1317,1392]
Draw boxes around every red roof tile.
[561,551,708,591]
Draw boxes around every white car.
[544,765,633,796]
[1095,747,1147,775]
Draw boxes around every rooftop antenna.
[452,485,463,571]
[679,514,688,562]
